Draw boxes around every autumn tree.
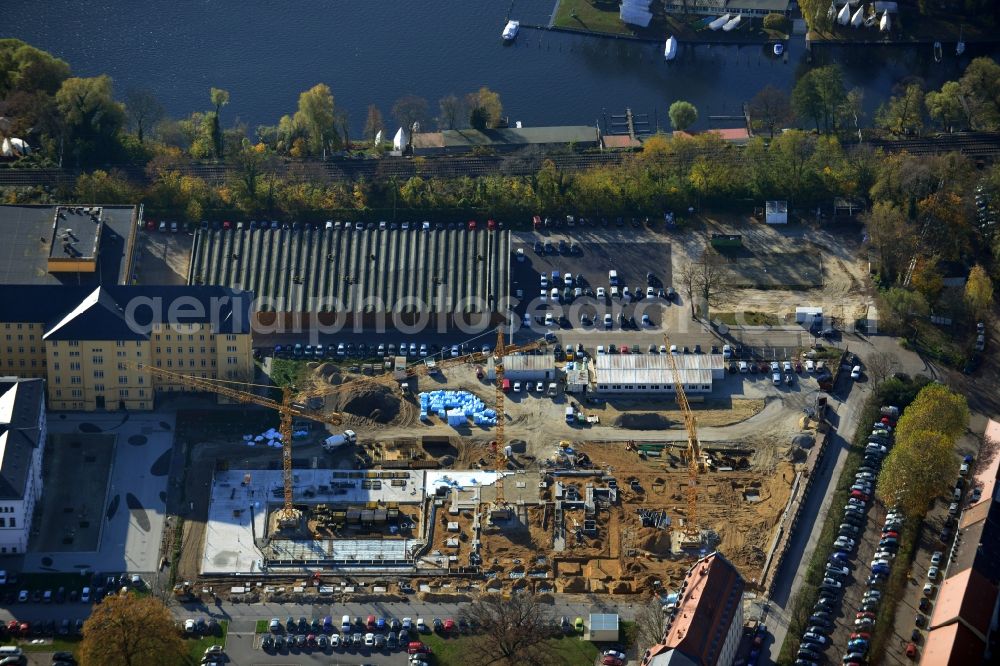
[882,286,929,334]
[74,169,139,204]
[668,100,698,131]
[895,382,970,443]
[909,257,944,301]
[55,74,125,165]
[865,202,912,283]
[391,94,429,132]
[747,85,794,138]
[208,87,229,158]
[864,350,897,389]
[679,245,727,320]
[792,65,845,133]
[293,83,338,155]
[460,593,556,666]
[465,86,503,129]
[363,104,384,145]
[877,429,959,517]
[958,57,1000,130]
[79,592,187,666]
[964,264,994,319]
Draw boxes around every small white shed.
[766,200,788,224]
[587,613,619,641]
[795,306,823,324]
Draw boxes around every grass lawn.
[420,632,600,665]
[183,621,228,665]
[715,311,782,327]
[908,320,967,369]
[269,358,312,388]
[553,0,637,36]
[5,636,81,653]
[255,619,269,633]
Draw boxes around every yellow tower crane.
[662,334,708,537]
[136,363,353,528]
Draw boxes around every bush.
[763,13,791,33]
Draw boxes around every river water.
[3,0,994,135]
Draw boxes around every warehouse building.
[189,228,511,333]
[486,355,556,382]
[0,204,139,286]
[0,285,254,411]
[594,354,726,394]
[411,125,600,155]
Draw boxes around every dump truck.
[323,430,358,451]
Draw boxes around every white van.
[0,646,23,657]
[608,269,619,286]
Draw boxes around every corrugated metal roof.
[189,228,510,314]
[595,354,723,387]
[501,355,556,372]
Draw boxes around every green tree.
[469,106,489,131]
[668,100,698,131]
[209,87,229,158]
[293,83,338,155]
[74,169,139,204]
[79,592,187,666]
[763,13,791,33]
[865,202,913,284]
[793,66,844,133]
[363,104,384,145]
[876,83,925,135]
[964,264,994,319]
[747,85,794,138]
[925,81,970,131]
[882,286,929,333]
[959,57,1000,130]
[0,38,70,97]
[55,74,125,166]
[465,86,503,128]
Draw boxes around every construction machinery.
[662,334,708,538]
[490,327,547,503]
[135,363,348,529]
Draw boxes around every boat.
[664,36,678,61]
[836,3,851,25]
[502,20,519,41]
[956,26,965,55]
[773,43,784,56]
[879,10,891,32]
[850,6,865,27]
[708,13,730,30]
[934,41,943,62]
[722,15,741,32]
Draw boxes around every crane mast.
[662,334,707,537]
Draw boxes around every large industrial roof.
[595,354,724,386]
[189,228,510,315]
[0,204,137,285]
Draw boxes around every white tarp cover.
[393,127,409,151]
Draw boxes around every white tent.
[392,127,409,151]
[850,5,865,27]
[879,10,891,31]
[837,3,851,24]
[1,137,28,157]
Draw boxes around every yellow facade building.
[0,286,255,411]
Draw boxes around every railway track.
[2,133,997,188]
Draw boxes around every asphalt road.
[759,356,870,664]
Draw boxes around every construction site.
[174,329,824,599]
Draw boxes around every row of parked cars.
[146,219,505,234]
[796,411,898,666]
[263,614,464,654]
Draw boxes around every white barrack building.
[486,355,557,382]
[594,354,725,394]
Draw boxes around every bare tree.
[437,94,465,130]
[460,593,558,666]
[680,246,728,320]
[633,599,666,652]
[865,350,896,389]
[123,87,164,144]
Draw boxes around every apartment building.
[0,285,254,411]
[641,552,745,666]
[0,377,46,553]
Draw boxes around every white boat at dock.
[722,15,741,32]
[502,20,519,41]
[837,3,851,25]
[850,6,865,27]
[664,36,678,61]
[708,14,730,30]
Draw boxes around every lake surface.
[3,0,993,135]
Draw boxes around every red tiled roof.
[929,567,998,640]
[920,621,986,666]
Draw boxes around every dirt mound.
[785,446,808,463]
[326,385,401,423]
[792,434,815,448]
[315,363,339,378]
[639,531,673,553]
[557,576,587,593]
[614,413,674,430]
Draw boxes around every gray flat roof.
[0,378,44,500]
[0,204,137,285]
[415,126,598,149]
[189,228,511,315]
[49,206,101,261]
[727,0,790,10]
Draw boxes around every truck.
[323,430,358,451]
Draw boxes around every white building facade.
[0,377,46,554]
[595,354,725,394]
